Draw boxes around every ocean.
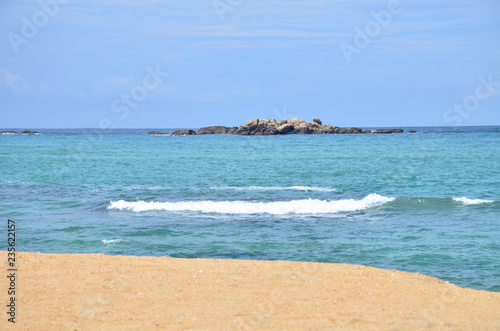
[1,126,499,292]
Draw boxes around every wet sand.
[2,252,499,330]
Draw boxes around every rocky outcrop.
[150,118,404,136]
[0,130,39,135]
[228,118,403,135]
[171,129,196,136]
[197,126,237,135]
[148,131,168,135]
[374,129,404,134]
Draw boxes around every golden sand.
[1,252,499,330]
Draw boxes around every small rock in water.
[148,131,168,135]
[171,129,196,136]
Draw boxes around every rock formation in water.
[197,126,238,135]
[171,129,197,136]
[197,118,403,135]
[147,131,168,135]
[374,128,404,134]
[145,119,404,136]
[0,130,39,135]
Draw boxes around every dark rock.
[148,131,168,135]
[20,130,39,134]
[408,130,417,133]
[375,129,404,134]
[234,127,251,135]
[321,125,336,134]
[256,122,268,132]
[276,123,294,134]
[362,129,373,134]
[244,118,259,131]
[313,118,322,125]
[350,127,363,134]
[0,131,17,135]
[171,129,196,136]
[262,128,278,135]
[292,126,312,134]
[307,122,322,130]
[197,126,236,134]
[334,127,349,134]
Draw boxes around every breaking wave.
[108,193,393,215]
[102,239,127,244]
[453,197,494,205]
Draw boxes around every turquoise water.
[1,127,499,291]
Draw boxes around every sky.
[1,0,500,128]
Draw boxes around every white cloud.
[1,69,85,97]
[1,69,30,92]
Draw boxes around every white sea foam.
[453,197,494,205]
[210,186,338,192]
[108,194,393,215]
[102,239,126,244]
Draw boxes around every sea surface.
[1,127,499,292]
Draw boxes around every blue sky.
[1,0,499,128]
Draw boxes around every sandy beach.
[2,252,499,330]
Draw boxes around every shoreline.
[2,252,499,330]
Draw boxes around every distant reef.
[0,130,39,135]
[149,118,406,136]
